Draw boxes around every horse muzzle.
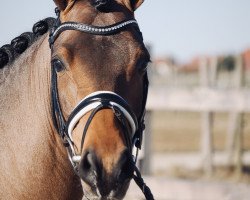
[79,149,134,200]
[60,91,138,199]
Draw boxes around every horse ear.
[130,0,144,11]
[53,0,75,11]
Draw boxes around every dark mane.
[0,17,56,69]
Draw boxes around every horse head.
[51,0,150,199]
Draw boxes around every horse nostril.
[79,151,99,183]
[117,150,135,181]
[83,152,93,170]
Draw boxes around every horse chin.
[81,179,130,200]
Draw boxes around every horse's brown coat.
[0,0,149,199]
[0,35,83,199]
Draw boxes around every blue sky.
[1,0,250,63]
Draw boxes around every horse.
[0,0,153,199]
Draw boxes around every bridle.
[49,8,154,200]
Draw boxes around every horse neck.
[0,34,53,138]
[0,34,82,199]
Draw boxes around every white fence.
[140,55,249,175]
[147,88,250,112]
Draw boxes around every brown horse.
[0,0,152,199]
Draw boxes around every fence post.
[199,57,217,176]
[138,110,152,175]
[226,55,244,174]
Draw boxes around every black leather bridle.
[49,8,153,200]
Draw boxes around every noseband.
[49,8,153,200]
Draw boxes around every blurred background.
[1,0,250,199]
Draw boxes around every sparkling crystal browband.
[49,19,138,46]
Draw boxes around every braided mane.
[0,18,56,69]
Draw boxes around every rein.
[49,8,154,200]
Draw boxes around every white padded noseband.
[67,91,137,141]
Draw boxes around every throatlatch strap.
[51,62,66,138]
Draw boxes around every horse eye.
[53,59,65,72]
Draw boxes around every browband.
[49,19,138,47]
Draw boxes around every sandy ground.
[125,176,250,200]
[124,152,250,200]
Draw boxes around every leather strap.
[49,19,138,47]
